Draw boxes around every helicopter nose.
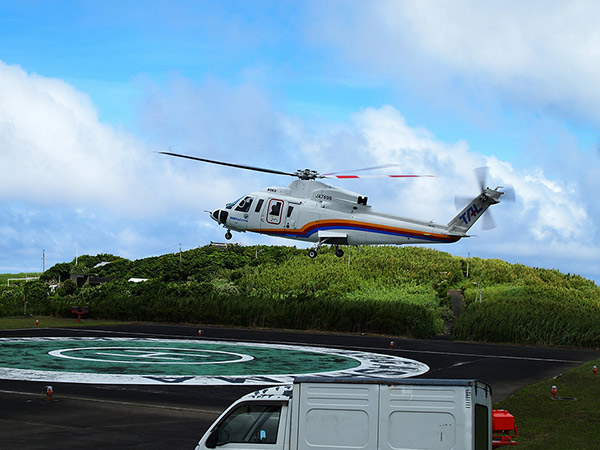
[211,209,229,225]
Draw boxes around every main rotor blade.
[323,174,434,179]
[323,163,434,179]
[323,164,403,176]
[158,151,297,178]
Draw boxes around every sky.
[1,0,599,283]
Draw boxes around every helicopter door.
[266,199,284,225]
[285,203,299,230]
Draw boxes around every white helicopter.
[161,152,514,258]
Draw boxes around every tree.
[57,279,77,297]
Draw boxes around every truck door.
[203,401,287,450]
[295,383,379,450]
[379,385,460,450]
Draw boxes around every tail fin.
[447,188,503,234]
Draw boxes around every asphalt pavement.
[1,324,598,449]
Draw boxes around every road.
[1,324,598,449]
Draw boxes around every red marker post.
[41,385,53,400]
[71,306,90,323]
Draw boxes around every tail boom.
[447,188,503,234]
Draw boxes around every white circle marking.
[0,337,429,385]
[48,347,254,365]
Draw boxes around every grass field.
[0,273,39,285]
[0,316,131,329]
[495,358,600,449]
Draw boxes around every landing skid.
[308,241,344,258]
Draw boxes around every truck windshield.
[214,403,282,446]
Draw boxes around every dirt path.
[445,289,465,335]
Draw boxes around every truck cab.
[195,378,516,450]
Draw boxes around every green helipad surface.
[0,337,429,385]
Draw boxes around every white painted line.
[51,327,587,364]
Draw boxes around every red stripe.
[389,175,419,178]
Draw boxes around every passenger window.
[270,202,281,216]
[213,403,282,445]
[235,196,254,213]
[255,199,264,213]
[287,206,294,218]
[267,199,283,224]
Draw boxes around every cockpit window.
[235,196,255,213]
[226,196,243,210]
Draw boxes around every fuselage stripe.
[249,220,459,243]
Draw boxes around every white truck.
[194,377,517,450]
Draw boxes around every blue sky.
[1,1,599,283]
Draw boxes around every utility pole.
[179,243,182,263]
[466,252,470,279]
[42,249,45,273]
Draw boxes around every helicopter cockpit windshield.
[225,196,243,210]
[229,195,255,213]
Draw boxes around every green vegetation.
[495,358,600,449]
[0,273,39,285]
[453,258,600,347]
[1,245,599,345]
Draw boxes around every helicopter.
[160,151,514,258]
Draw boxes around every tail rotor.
[449,166,515,233]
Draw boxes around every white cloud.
[1,59,598,282]
[0,61,309,269]
[290,105,599,279]
[309,0,600,124]
[0,61,237,218]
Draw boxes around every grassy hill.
[2,245,599,345]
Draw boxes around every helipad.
[0,337,429,385]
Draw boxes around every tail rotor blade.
[481,211,496,230]
[454,195,472,210]
[501,185,516,202]
[474,166,489,191]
